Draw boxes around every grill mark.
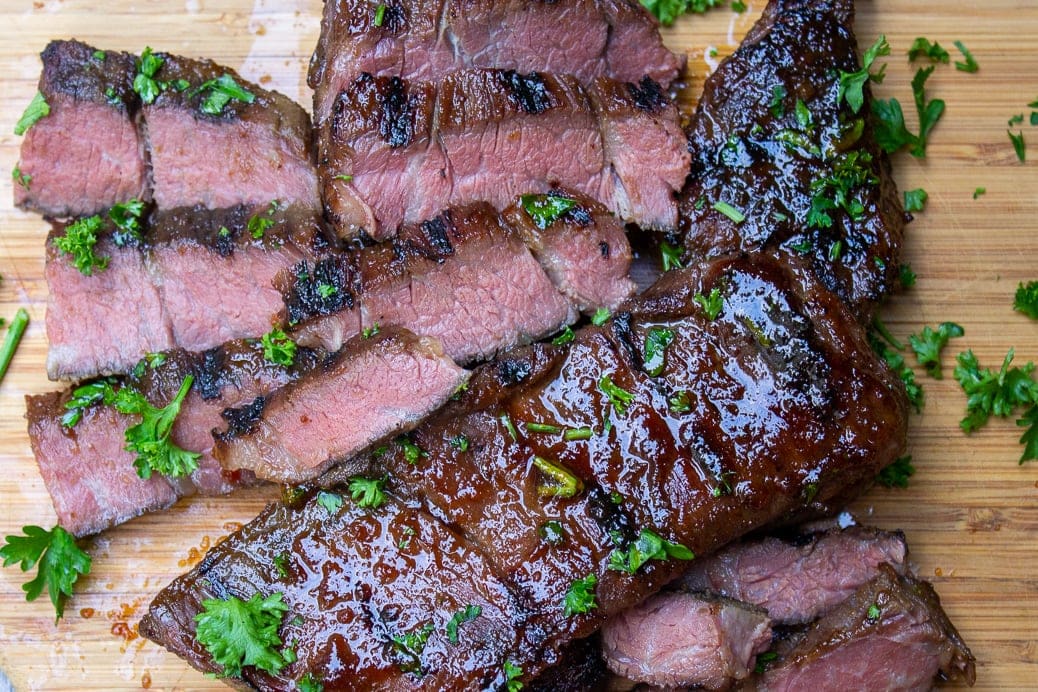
[218,396,267,439]
[626,76,668,112]
[422,213,454,256]
[498,71,555,115]
[195,347,226,401]
[379,76,415,148]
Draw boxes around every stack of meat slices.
[13,0,977,688]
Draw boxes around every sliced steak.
[45,203,328,380]
[309,0,683,125]
[15,40,147,218]
[681,526,909,624]
[678,0,904,320]
[27,341,318,537]
[321,69,688,239]
[213,328,469,484]
[502,192,635,314]
[142,51,319,211]
[141,254,908,688]
[757,564,976,690]
[281,202,579,362]
[602,591,771,689]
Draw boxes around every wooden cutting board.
[0,1,1036,689]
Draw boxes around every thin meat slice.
[142,51,319,211]
[27,341,318,537]
[322,69,688,240]
[758,564,976,690]
[14,40,147,218]
[678,0,904,320]
[681,526,909,624]
[141,254,909,688]
[45,203,328,380]
[309,0,683,125]
[502,192,635,314]
[602,592,771,689]
[281,202,579,362]
[213,328,469,484]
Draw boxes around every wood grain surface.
[0,1,1036,689]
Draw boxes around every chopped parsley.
[769,85,787,118]
[108,199,146,245]
[899,263,917,289]
[642,327,675,377]
[532,456,584,498]
[62,379,114,428]
[1008,129,1026,162]
[876,455,915,488]
[551,326,575,345]
[133,47,166,104]
[973,187,986,199]
[189,74,256,116]
[316,283,337,299]
[503,660,524,692]
[297,673,323,692]
[12,165,31,190]
[445,604,482,644]
[669,390,691,413]
[194,591,291,678]
[316,491,343,514]
[14,91,50,136]
[1014,281,1038,320]
[373,3,387,27]
[954,350,1038,462]
[909,322,964,379]
[1,525,91,620]
[869,327,924,412]
[562,573,598,616]
[347,477,386,509]
[953,40,979,73]
[590,307,611,326]
[261,328,297,367]
[449,435,470,452]
[539,520,565,545]
[903,188,927,213]
[599,375,635,416]
[694,287,724,320]
[391,622,433,673]
[607,528,694,574]
[397,435,428,464]
[53,215,108,276]
[712,200,745,224]
[520,193,577,229]
[907,37,949,64]
[838,35,890,114]
[273,552,290,579]
[807,150,877,229]
[659,241,684,271]
[247,203,278,239]
[872,67,946,158]
[361,323,380,339]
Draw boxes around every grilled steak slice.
[45,203,328,380]
[309,0,682,125]
[677,0,904,320]
[681,526,909,624]
[27,341,318,537]
[142,52,319,211]
[502,192,635,314]
[14,40,147,218]
[141,254,908,688]
[527,636,609,692]
[214,328,469,484]
[601,592,771,689]
[281,202,580,362]
[322,70,688,239]
[757,565,976,690]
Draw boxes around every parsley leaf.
[953,40,979,73]
[643,327,675,377]
[1014,281,1038,320]
[694,287,724,320]
[14,91,50,136]
[61,379,115,428]
[639,0,725,26]
[504,661,524,692]
[190,74,256,116]
[296,673,324,692]
[1017,405,1038,463]
[607,528,694,574]
[909,322,965,379]
[871,97,917,154]
[769,85,787,118]
[1008,129,1026,162]
[908,37,949,64]
[876,455,916,488]
[899,263,917,289]
[133,47,166,105]
[445,604,482,644]
[316,491,343,514]
[194,591,291,678]
[261,328,297,367]
[347,477,386,509]
[903,188,927,213]
[108,199,146,246]
[562,573,598,617]
[659,241,684,271]
[53,216,109,276]
[391,622,433,673]
[12,165,31,190]
[397,435,427,464]
[1,525,91,620]
[599,375,635,416]
[973,187,986,200]
[838,35,890,114]
[869,329,924,412]
[954,349,1038,433]
[114,375,201,479]
[520,193,577,229]
[590,307,611,326]
[910,67,945,157]
[808,150,878,228]
[551,326,575,345]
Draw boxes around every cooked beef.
[502,194,635,315]
[142,52,319,211]
[14,40,147,218]
[677,0,904,320]
[681,526,908,624]
[141,254,908,688]
[757,565,976,690]
[27,340,319,537]
[601,591,771,689]
[213,328,469,484]
[321,69,688,239]
[309,0,683,125]
[280,201,580,361]
[527,636,610,692]
[45,203,328,380]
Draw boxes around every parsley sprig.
[519,193,577,229]
[261,328,297,367]
[838,35,890,114]
[953,350,1038,463]
[562,573,597,616]
[909,322,964,379]
[1014,281,1038,320]
[1,525,91,620]
[194,591,292,678]
[607,528,694,574]
[189,74,256,115]
[53,216,108,276]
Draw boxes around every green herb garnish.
[953,40,979,72]
[261,328,297,367]
[607,528,694,574]
[694,287,724,320]
[445,605,482,644]
[347,477,386,509]
[53,216,108,276]
[903,188,927,213]
[1014,281,1038,320]
[909,322,964,378]
[876,455,915,488]
[907,37,949,64]
[1,525,91,620]
[194,591,291,677]
[643,327,675,377]
[562,573,598,616]
[14,91,50,136]
[520,193,577,229]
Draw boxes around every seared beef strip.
[45,203,329,380]
[681,525,909,624]
[601,591,772,689]
[141,254,908,688]
[14,40,147,218]
[758,565,976,690]
[678,0,904,320]
[321,70,688,239]
[27,340,318,537]
[310,0,683,125]
[214,328,469,484]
